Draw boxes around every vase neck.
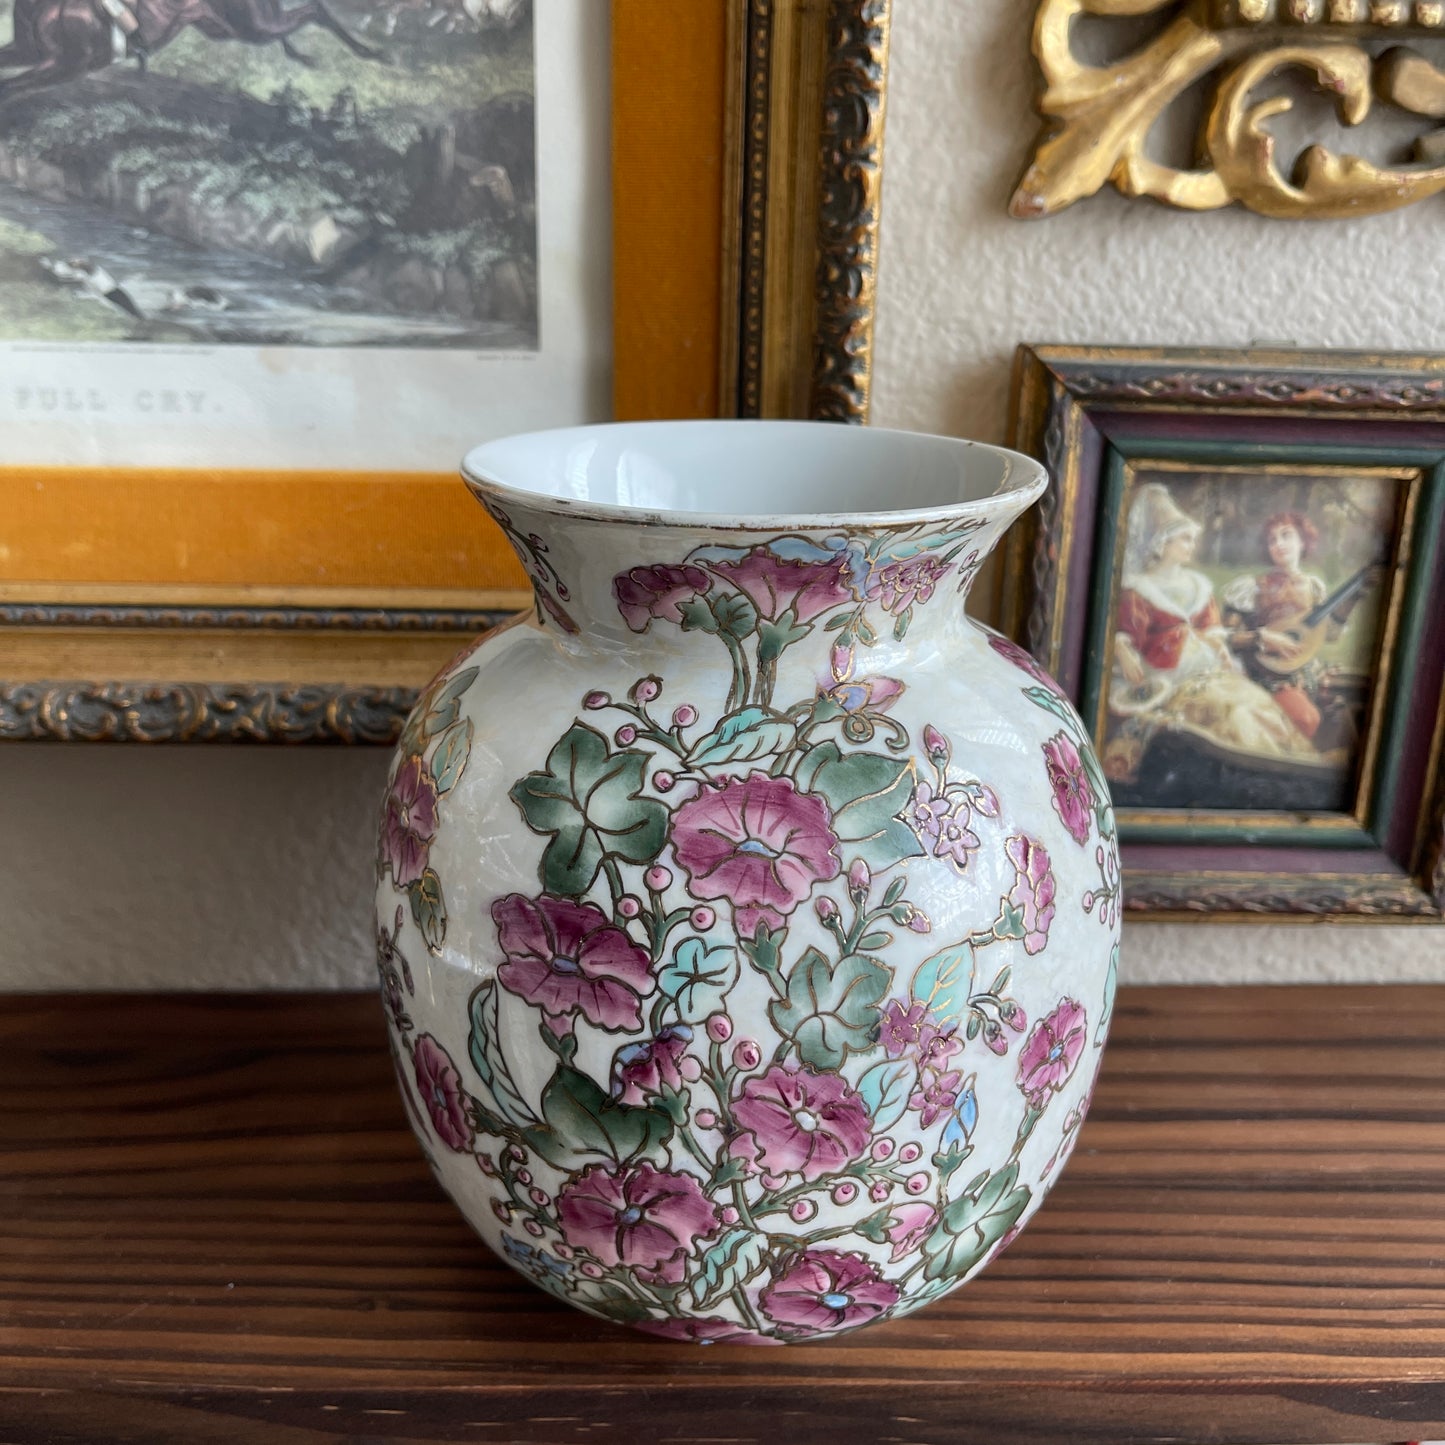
[477,499,1030,654]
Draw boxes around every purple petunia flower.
[610,1026,692,1107]
[906,781,952,846]
[556,1162,720,1285]
[934,803,981,871]
[760,1249,900,1334]
[381,755,439,887]
[708,545,856,623]
[1005,835,1056,956]
[910,1067,964,1128]
[885,1202,937,1262]
[879,999,930,1058]
[670,773,840,938]
[412,1033,473,1151]
[1016,998,1088,1106]
[865,554,953,614]
[493,894,654,1031]
[1043,731,1095,845]
[731,1065,871,1182]
[613,563,713,633]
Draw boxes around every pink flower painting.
[1016,998,1088,1106]
[493,894,654,1031]
[759,1249,900,1334]
[708,545,856,622]
[611,1026,692,1106]
[1043,731,1095,845]
[614,564,713,633]
[412,1033,473,1151]
[885,1202,937,1262]
[670,773,840,937]
[1005,835,1056,956]
[731,1065,871,1182]
[865,554,952,613]
[557,1162,720,1284]
[382,755,439,887]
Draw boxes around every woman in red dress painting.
[1105,484,1316,786]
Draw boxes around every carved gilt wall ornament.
[1013,0,1445,219]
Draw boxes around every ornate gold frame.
[1013,0,1445,219]
[2,1,892,743]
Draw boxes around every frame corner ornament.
[1013,0,1445,220]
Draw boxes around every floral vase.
[375,421,1121,1344]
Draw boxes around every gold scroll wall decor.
[1013,0,1445,219]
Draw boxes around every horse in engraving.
[0,0,383,101]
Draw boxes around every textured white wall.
[868,1,1444,984]
[1,3,1441,992]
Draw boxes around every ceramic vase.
[375,421,1121,1344]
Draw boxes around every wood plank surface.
[0,986,1442,1445]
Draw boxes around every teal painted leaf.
[408,868,446,955]
[855,1057,915,1132]
[690,1227,766,1308]
[659,939,740,1023]
[910,943,975,1032]
[923,1161,1031,1282]
[686,707,797,768]
[432,718,473,795]
[525,1063,673,1168]
[795,742,925,872]
[1096,942,1118,1047]
[510,723,669,896]
[769,946,890,1070]
[426,665,481,733]
[713,591,759,640]
[467,980,539,1127]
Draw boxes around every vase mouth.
[461,420,1048,530]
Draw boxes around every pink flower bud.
[869,1180,892,1203]
[523,1217,544,1236]
[516,1168,532,1186]
[831,1180,859,1205]
[691,906,716,931]
[617,895,642,919]
[477,1153,496,1175]
[905,1172,930,1196]
[583,691,610,710]
[831,641,854,682]
[898,1141,922,1164]
[653,770,676,793]
[507,1145,527,1163]
[720,1205,740,1226]
[491,1199,512,1224]
[908,909,932,934]
[695,1108,718,1129]
[680,1055,702,1081]
[529,1187,549,1207]
[762,1172,786,1191]
[672,704,698,727]
[579,1260,605,1279]
[553,1243,574,1260]
[848,859,871,896]
[732,1039,762,1070]
[1005,1003,1027,1032]
[1082,891,1095,912]
[985,1025,1009,1056]
[923,723,949,761]
[615,724,638,746]
[789,1198,817,1223]
[871,1138,894,1161]
[631,675,662,703]
[645,865,673,892]
[816,896,841,923]
[705,1013,733,1043]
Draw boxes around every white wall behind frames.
[1,1,1442,991]
[867,1,1445,984]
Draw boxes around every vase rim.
[461,420,1048,531]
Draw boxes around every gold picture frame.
[1,1,892,743]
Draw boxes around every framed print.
[1006,345,1445,921]
[0,0,892,742]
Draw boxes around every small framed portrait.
[1007,345,1445,921]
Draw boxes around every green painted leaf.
[795,742,926,872]
[855,1058,914,1132]
[427,665,481,730]
[659,939,740,1023]
[525,1064,673,1168]
[769,947,890,1070]
[923,1162,1031,1282]
[510,723,669,897]
[690,1227,766,1308]
[713,591,759,639]
[467,981,539,1127]
[910,943,975,1032]
[685,707,797,768]
[1096,943,1118,1047]
[678,596,720,633]
[408,868,446,955]
[757,610,810,664]
[1021,684,1076,727]
[432,718,473,795]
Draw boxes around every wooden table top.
[1,985,1442,1445]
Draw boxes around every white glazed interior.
[462,420,1048,526]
